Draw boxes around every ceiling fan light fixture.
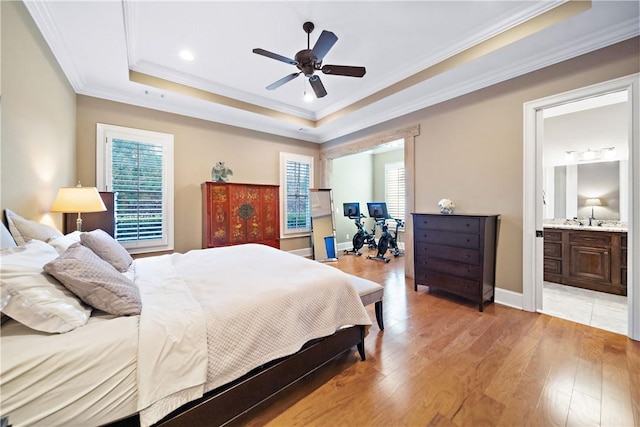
[179,50,194,61]
[303,91,314,102]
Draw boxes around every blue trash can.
[324,236,336,259]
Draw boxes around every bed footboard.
[107,325,366,427]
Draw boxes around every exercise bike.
[365,202,404,263]
[367,217,405,263]
[343,202,377,256]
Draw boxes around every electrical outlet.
[346,234,349,240]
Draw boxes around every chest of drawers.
[412,213,499,311]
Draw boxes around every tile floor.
[541,281,628,335]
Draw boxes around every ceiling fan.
[252,21,366,98]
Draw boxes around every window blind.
[386,164,405,220]
[285,159,311,232]
[111,139,164,242]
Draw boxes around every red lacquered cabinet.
[202,182,280,249]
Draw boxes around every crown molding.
[23,1,87,92]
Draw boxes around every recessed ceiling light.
[179,50,194,61]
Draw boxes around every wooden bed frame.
[108,325,366,427]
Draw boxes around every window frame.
[96,123,174,254]
[280,152,314,238]
[385,161,405,222]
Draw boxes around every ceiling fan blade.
[252,48,298,65]
[311,30,338,62]
[266,73,301,90]
[321,65,366,77]
[309,75,327,98]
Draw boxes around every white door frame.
[523,74,640,341]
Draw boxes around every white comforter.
[135,244,372,426]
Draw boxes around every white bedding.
[0,313,139,426]
[136,244,372,426]
[1,243,371,427]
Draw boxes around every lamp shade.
[584,198,602,207]
[51,186,106,213]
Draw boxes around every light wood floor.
[233,250,640,427]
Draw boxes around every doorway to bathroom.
[522,74,640,340]
[541,91,629,335]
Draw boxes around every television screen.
[367,202,389,219]
[343,202,360,217]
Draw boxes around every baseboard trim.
[494,287,523,310]
[289,247,312,257]
[287,248,527,312]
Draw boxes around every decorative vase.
[439,206,454,215]
[437,199,455,215]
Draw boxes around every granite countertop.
[543,221,627,233]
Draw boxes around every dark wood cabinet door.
[569,245,611,282]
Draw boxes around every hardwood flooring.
[232,250,640,427]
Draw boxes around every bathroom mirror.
[544,160,624,220]
[310,189,338,262]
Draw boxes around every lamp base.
[76,214,83,232]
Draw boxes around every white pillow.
[80,229,133,272]
[0,240,91,333]
[48,231,82,254]
[5,209,63,245]
[44,243,141,316]
[1,221,16,249]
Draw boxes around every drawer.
[543,242,562,258]
[543,229,562,242]
[414,230,479,249]
[568,231,611,247]
[543,258,562,275]
[417,270,480,299]
[414,216,480,233]
[416,257,481,280]
[415,242,480,265]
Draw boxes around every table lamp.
[584,198,602,219]
[51,182,107,231]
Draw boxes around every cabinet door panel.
[261,186,279,240]
[544,242,562,258]
[569,245,610,282]
[209,184,231,247]
[543,258,562,275]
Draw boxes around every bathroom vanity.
[543,224,627,296]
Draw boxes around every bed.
[0,213,372,427]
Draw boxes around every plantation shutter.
[111,139,164,243]
[386,163,405,220]
[285,159,311,232]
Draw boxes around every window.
[280,153,313,236]
[96,124,174,254]
[385,161,405,221]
